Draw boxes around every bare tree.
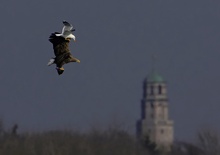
[170,141,203,155]
[197,128,220,155]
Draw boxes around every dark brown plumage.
[48,32,80,75]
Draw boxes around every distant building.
[136,72,174,150]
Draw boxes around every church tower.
[136,72,174,150]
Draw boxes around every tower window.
[158,85,162,94]
[150,85,154,95]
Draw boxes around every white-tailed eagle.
[47,21,80,75]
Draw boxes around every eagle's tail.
[47,58,55,66]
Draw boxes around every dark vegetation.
[0,122,219,155]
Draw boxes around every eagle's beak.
[76,59,80,63]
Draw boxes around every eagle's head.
[65,34,76,42]
[56,67,64,75]
[65,37,76,42]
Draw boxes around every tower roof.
[147,72,164,83]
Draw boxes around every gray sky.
[0,0,220,141]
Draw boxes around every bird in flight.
[55,20,76,42]
[47,21,80,75]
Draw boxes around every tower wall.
[137,75,174,150]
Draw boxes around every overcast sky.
[0,0,219,141]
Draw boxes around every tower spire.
[151,53,157,74]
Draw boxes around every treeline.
[0,126,148,155]
[0,124,219,155]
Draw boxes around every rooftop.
[147,72,164,83]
